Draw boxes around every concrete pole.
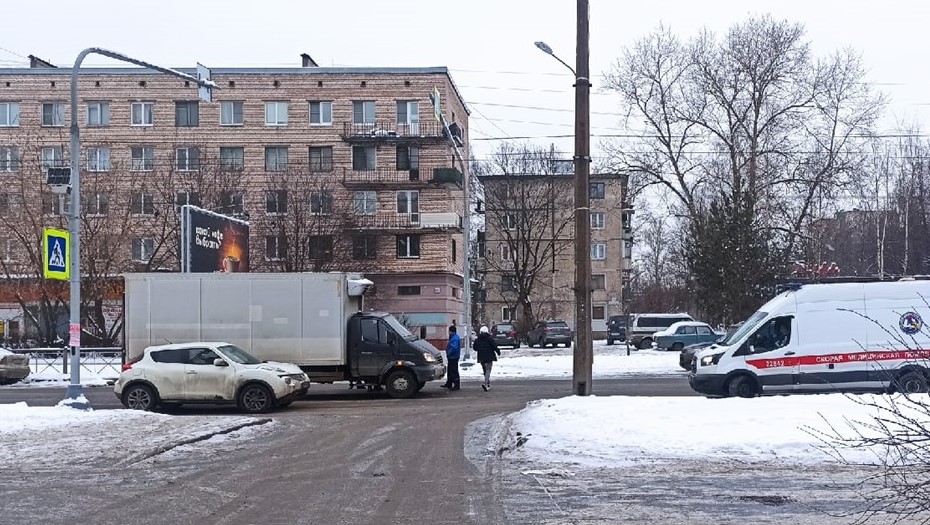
[572,0,593,396]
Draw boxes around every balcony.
[349,212,463,231]
[419,212,463,229]
[342,121,446,143]
[342,167,464,188]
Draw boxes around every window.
[265,235,286,261]
[265,190,287,214]
[502,275,517,292]
[453,239,457,263]
[591,243,606,260]
[175,191,201,209]
[0,193,21,215]
[188,348,220,366]
[131,146,155,171]
[82,192,109,216]
[697,325,714,336]
[352,145,376,171]
[221,192,244,215]
[42,102,65,126]
[175,147,200,171]
[265,101,288,126]
[131,237,155,262]
[677,325,698,336]
[309,146,333,172]
[592,306,606,320]
[220,147,245,171]
[131,102,154,126]
[398,285,421,296]
[86,147,110,172]
[150,348,189,364]
[41,147,65,169]
[0,238,18,263]
[308,235,333,261]
[396,145,419,171]
[0,147,19,171]
[396,190,419,215]
[590,211,605,230]
[353,191,377,215]
[589,182,605,199]
[265,146,288,171]
[500,244,514,261]
[396,234,420,258]
[220,101,244,126]
[502,214,517,231]
[0,102,19,127]
[86,101,109,126]
[353,235,378,259]
[502,307,515,322]
[396,100,419,133]
[592,274,606,290]
[352,100,376,124]
[309,101,332,125]
[360,318,388,344]
[130,192,155,215]
[310,191,333,215]
[175,101,199,127]
[42,194,60,216]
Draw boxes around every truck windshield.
[383,315,416,340]
[720,311,767,346]
[218,344,262,365]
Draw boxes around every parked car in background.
[491,323,520,349]
[605,315,629,345]
[654,321,720,352]
[628,313,694,349]
[678,323,743,370]
[0,348,30,385]
[526,320,573,348]
[115,342,310,413]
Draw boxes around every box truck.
[124,273,446,398]
[690,279,930,397]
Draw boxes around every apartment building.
[0,57,469,346]
[478,172,630,336]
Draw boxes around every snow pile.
[506,394,920,466]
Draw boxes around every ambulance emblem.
[900,312,923,335]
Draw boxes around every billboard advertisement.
[180,205,250,273]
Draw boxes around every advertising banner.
[180,205,250,273]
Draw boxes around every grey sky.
[2,0,927,162]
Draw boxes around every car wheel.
[607,338,614,345]
[895,371,929,394]
[564,341,572,348]
[727,375,758,398]
[122,383,157,411]
[639,338,653,350]
[238,383,275,413]
[672,342,684,352]
[385,369,418,399]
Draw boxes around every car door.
[353,317,393,378]
[184,347,235,400]
[737,316,798,393]
[148,348,188,400]
[677,325,698,347]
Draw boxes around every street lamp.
[535,0,592,396]
[62,48,216,409]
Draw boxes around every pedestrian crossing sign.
[43,228,70,280]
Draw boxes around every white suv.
[115,342,310,413]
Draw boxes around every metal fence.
[10,347,123,377]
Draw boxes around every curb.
[120,417,273,466]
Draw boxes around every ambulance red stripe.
[746,349,930,370]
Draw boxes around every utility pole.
[572,0,592,395]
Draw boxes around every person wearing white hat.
[472,325,500,391]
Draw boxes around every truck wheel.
[895,371,929,394]
[122,383,157,411]
[639,338,653,350]
[672,343,684,352]
[385,370,418,399]
[238,383,274,413]
[727,375,758,398]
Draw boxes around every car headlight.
[423,352,437,363]
[700,353,724,367]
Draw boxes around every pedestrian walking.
[473,325,500,391]
[441,325,461,390]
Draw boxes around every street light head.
[534,41,553,55]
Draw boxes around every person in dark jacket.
[472,325,500,391]
[441,325,461,390]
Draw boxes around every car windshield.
[383,315,416,341]
[719,312,767,346]
[217,344,262,365]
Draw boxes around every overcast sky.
[2,0,928,163]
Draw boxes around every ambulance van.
[689,280,930,397]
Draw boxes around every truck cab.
[347,312,446,398]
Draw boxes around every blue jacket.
[446,333,461,360]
